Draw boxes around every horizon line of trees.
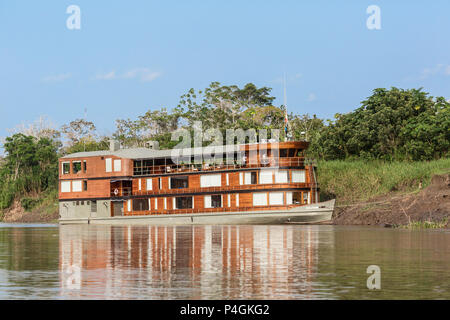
[0,83,448,211]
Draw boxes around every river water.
[0,223,449,299]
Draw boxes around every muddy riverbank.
[333,174,450,227]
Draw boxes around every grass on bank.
[317,158,450,205]
[399,218,449,230]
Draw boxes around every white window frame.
[269,192,284,205]
[259,170,273,184]
[274,170,289,183]
[105,158,112,172]
[204,195,212,208]
[113,159,122,172]
[72,180,82,192]
[200,174,221,188]
[292,170,306,183]
[146,178,152,191]
[61,181,71,193]
[62,162,70,175]
[253,193,268,206]
[286,192,293,205]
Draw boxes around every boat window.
[286,192,293,205]
[72,161,81,174]
[146,178,152,191]
[133,160,143,175]
[83,160,87,172]
[259,170,273,184]
[293,192,302,204]
[244,172,257,185]
[170,176,189,189]
[211,195,222,208]
[274,170,288,183]
[62,162,70,174]
[288,149,296,157]
[133,199,149,211]
[303,192,309,204]
[83,180,88,191]
[269,192,284,205]
[200,174,221,188]
[204,195,222,208]
[292,170,306,183]
[113,159,122,172]
[61,181,71,193]
[105,158,112,172]
[72,180,82,192]
[253,193,268,206]
[175,196,193,209]
[280,149,288,157]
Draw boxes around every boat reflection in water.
[59,225,330,299]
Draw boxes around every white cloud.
[41,73,72,82]
[95,68,162,82]
[419,64,450,80]
[95,71,117,80]
[307,93,316,102]
[445,66,450,75]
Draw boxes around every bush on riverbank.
[317,158,450,205]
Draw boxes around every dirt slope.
[333,174,450,227]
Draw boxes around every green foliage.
[0,134,58,210]
[111,85,448,161]
[401,219,448,229]
[20,197,42,211]
[314,88,449,161]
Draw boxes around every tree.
[61,119,96,148]
[0,134,58,209]
[314,87,449,160]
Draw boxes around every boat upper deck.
[59,140,312,179]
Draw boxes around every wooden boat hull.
[59,200,335,225]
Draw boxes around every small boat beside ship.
[58,140,335,225]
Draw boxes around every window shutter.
[292,170,306,183]
[204,195,212,208]
[286,192,293,205]
[253,193,268,206]
[72,180,82,192]
[113,159,121,172]
[269,192,284,205]
[105,158,112,172]
[274,171,288,183]
[61,181,71,193]
[259,170,273,184]
[244,172,252,185]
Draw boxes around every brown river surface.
[0,223,449,299]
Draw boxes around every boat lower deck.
[59,200,335,225]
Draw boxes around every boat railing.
[133,157,306,176]
[110,182,318,198]
[123,204,303,216]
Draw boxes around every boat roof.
[61,141,308,160]
[61,144,242,160]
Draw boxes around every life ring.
[113,188,119,196]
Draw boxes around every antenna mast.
[283,73,290,141]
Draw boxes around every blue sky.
[1,0,449,139]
